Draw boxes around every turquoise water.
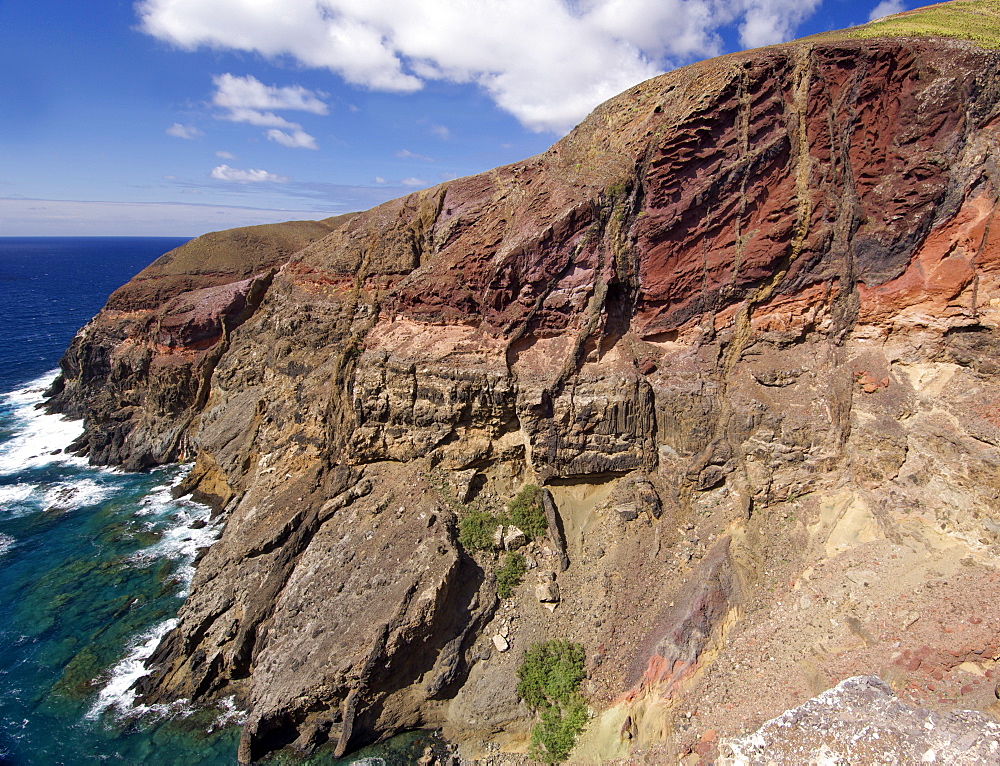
[0,239,446,765]
[0,373,240,764]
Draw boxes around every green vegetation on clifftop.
[845,0,1000,49]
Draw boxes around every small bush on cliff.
[457,485,546,553]
[533,700,589,764]
[507,484,546,541]
[516,640,588,763]
[458,510,501,551]
[495,552,526,598]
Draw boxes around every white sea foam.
[134,478,180,517]
[42,478,112,512]
[209,695,248,732]
[0,482,44,520]
[0,483,37,505]
[131,500,221,597]
[0,371,86,476]
[86,618,178,720]
[128,475,220,596]
[0,532,14,557]
[85,471,222,720]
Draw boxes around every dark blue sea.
[0,238,440,765]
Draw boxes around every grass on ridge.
[845,0,1000,50]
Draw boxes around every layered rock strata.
[50,10,1000,764]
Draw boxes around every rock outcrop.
[721,676,1000,764]
[49,2,1000,762]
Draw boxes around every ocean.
[0,238,442,765]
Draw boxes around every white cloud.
[428,123,450,140]
[212,73,328,114]
[222,107,299,129]
[869,0,906,21]
[266,128,319,149]
[400,177,427,187]
[137,0,823,134]
[216,150,236,159]
[374,176,387,184]
[166,123,202,139]
[210,164,289,183]
[210,74,322,149]
[735,0,823,48]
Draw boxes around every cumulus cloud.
[210,164,289,183]
[869,0,906,21]
[211,74,323,148]
[166,122,202,139]
[735,0,823,48]
[212,73,328,114]
[137,0,823,134]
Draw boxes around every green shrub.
[458,510,501,552]
[507,484,546,541]
[533,697,589,763]
[495,552,526,598]
[516,640,588,764]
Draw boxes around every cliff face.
[50,10,1000,764]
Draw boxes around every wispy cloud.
[0,197,331,236]
[138,0,825,134]
[395,149,434,162]
[215,150,236,159]
[210,164,289,183]
[166,122,202,139]
[401,177,427,187]
[222,107,299,129]
[429,123,451,140]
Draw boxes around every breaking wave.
[86,619,180,720]
[0,371,86,476]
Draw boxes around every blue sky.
[0,0,907,236]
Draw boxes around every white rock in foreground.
[720,676,1000,765]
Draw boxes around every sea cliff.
[49,3,1000,762]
